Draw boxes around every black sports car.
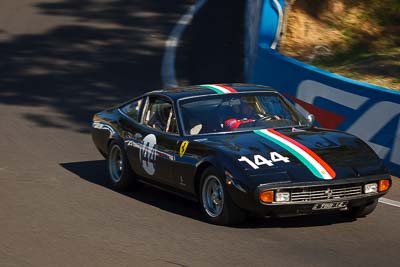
[91,84,391,225]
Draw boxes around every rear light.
[260,190,274,203]
[378,179,390,192]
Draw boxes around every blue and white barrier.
[245,0,400,176]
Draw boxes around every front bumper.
[229,175,391,217]
[252,193,382,217]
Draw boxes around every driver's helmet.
[223,118,255,130]
[224,118,240,129]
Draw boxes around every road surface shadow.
[61,160,205,222]
[238,213,355,229]
[61,160,356,228]
[176,0,245,85]
[0,0,245,133]
[0,0,191,133]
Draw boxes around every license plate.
[312,201,348,210]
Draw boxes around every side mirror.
[307,114,315,125]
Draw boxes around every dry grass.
[280,0,400,90]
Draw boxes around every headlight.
[364,183,378,194]
[275,192,290,202]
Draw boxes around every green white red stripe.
[254,129,336,180]
[200,84,237,94]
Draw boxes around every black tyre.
[343,199,378,218]
[108,140,140,191]
[199,167,246,225]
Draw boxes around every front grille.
[289,185,363,202]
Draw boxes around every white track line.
[161,0,207,89]
[270,0,284,50]
[379,197,400,208]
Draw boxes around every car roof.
[147,83,276,101]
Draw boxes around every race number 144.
[238,152,290,169]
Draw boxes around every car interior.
[144,98,178,134]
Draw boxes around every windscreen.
[179,92,308,135]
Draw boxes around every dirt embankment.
[280,0,400,90]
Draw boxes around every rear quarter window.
[121,98,143,121]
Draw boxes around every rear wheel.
[108,140,140,191]
[199,167,246,225]
[343,199,378,218]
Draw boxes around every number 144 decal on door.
[238,152,290,169]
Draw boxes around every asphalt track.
[0,1,399,266]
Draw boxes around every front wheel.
[199,167,246,225]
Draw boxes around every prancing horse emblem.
[180,141,189,157]
[325,188,333,199]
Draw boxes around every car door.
[141,96,182,185]
[122,95,180,186]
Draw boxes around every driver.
[223,99,257,130]
[223,98,281,130]
[232,100,256,119]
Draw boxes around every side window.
[143,97,178,134]
[121,98,143,122]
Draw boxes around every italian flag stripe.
[215,84,237,93]
[200,84,237,94]
[254,129,336,180]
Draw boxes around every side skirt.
[138,177,198,202]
